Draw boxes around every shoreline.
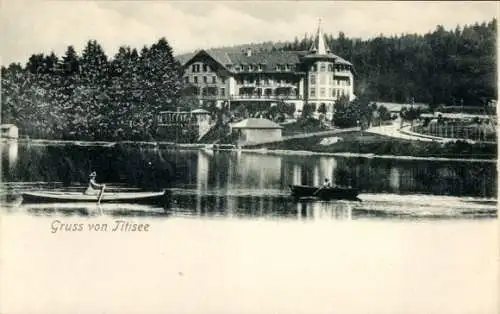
[236,148,498,163]
[2,138,206,149]
[3,138,497,163]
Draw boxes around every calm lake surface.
[1,142,498,314]
[0,142,497,219]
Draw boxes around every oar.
[97,185,105,204]
[312,186,324,196]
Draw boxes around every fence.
[411,123,497,142]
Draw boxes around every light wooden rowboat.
[21,190,170,205]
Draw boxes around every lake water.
[1,142,498,314]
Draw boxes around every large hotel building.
[180,23,356,117]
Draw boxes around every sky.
[0,1,498,65]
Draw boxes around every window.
[235,66,241,72]
[310,75,316,85]
[203,64,208,72]
[258,64,263,71]
[203,76,208,83]
[256,78,261,86]
[320,88,326,97]
[284,64,290,71]
[192,64,201,73]
[275,65,281,71]
[220,88,225,96]
[320,75,326,85]
[194,76,198,84]
[310,88,316,97]
[330,88,334,97]
[346,79,350,86]
[248,65,253,71]
[311,64,317,72]
[184,77,189,84]
[211,76,216,84]
[320,63,326,72]
[328,64,333,72]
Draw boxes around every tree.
[317,103,327,115]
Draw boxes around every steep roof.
[227,51,300,66]
[178,49,353,70]
[330,54,352,65]
[309,19,329,55]
[176,21,354,69]
[179,49,232,67]
[231,118,283,129]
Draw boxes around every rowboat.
[289,185,360,201]
[21,190,170,206]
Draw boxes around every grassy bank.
[249,131,497,160]
[281,119,331,137]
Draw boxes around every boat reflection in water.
[0,146,497,220]
[168,192,356,221]
[12,202,169,217]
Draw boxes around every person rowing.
[313,178,333,196]
[84,171,106,202]
[323,178,332,188]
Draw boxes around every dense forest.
[287,20,497,107]
[1,39,182,140]
[1,19,496,140]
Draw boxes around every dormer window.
[234,66,241,72]
[258,64,263,71]
[284,64,289,71]
[276,64,281,71]
[248,65,253,71]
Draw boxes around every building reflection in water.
[318,157,337,185]
[295,201,352,221]
[1,142,19,170]
[196,151,210,215]
[292,164,302,186]
[389,167,401,192]
[235,153,282,189]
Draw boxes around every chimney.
[246,48,252,57]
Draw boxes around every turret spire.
[309,18,330,55]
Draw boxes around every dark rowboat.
[289,185,360,201]
[21,190,170,206]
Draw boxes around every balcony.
[230,94,303,101]
[334,70,351,77]
[194,94,303,101]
